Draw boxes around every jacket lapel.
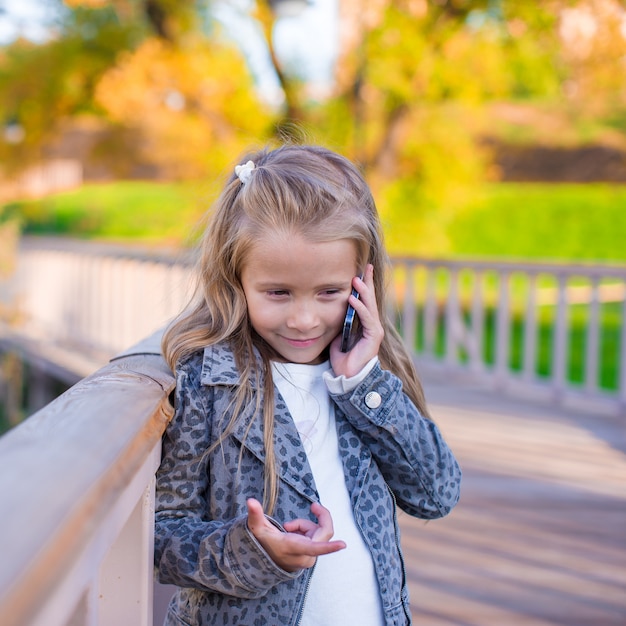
[200,343,318,502]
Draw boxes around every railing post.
[553,274,569,400]
[469,270,484,373]
[495,271,510,386]
[423,267,437,359]
[445,268,459,368]
[522,273,538,382]
[97,454,160,626]
[585,276,600,394]
[0,330,174,626]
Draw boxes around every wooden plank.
[0,340,175,626]
[402,378,626,625]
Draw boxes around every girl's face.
[241,233,358,365]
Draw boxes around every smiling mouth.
[284,336,320,347]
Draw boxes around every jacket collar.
[199,341,318,502]
[200,342,261,388]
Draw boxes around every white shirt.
[272,361,385,626]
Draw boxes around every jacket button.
[365,391,382,409]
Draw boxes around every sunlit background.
[0,0,624,258]
[0,4,625,624]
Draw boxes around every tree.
[94,33,274,178]
[0,0,277,179]
[0,2,144,173]
[308,0,614,254]
[558,0,626,107]
[63,0,198,43]
[2,0,624,254]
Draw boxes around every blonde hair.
[162,144,430,514]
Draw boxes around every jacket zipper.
[294,562,315,626]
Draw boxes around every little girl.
[154,144,461,626]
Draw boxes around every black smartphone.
[340,281,362,352]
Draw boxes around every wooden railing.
[0,238,625,624]
[1,238,193,360]
[1,238,625,416]
[0,332,174,626]
[393,258,626,416]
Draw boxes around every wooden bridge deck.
[401,377,626,625]
[154,380,625,625]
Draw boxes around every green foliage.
[497,3,565,98]
[448,183,626,262]
[5,181,626,265]
[8,180,214,244]
[141,0,199,41]
[373,106,491,255]
[315,0,575,241]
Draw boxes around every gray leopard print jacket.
[154,342,461,626]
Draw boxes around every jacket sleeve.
[328,361,461,519]
[154,356,300,596]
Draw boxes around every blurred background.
[0,0,624,259]
[0,3,625,623]
[2,0,626,427]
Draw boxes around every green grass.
[449,183,626,262]
[4,180,626,262]
[3,180,217,246]
[413,302,621,391]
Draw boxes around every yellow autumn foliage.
[95,35,275,179]
[63,0,108,7]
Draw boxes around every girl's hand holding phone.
[331,264,384,378]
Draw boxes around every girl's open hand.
[246,498,346,573]
[330,264,384,378]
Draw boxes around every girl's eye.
[268,290,289,297]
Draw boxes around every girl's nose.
[286,300,319,331]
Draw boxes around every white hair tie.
[235,160,255,185]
